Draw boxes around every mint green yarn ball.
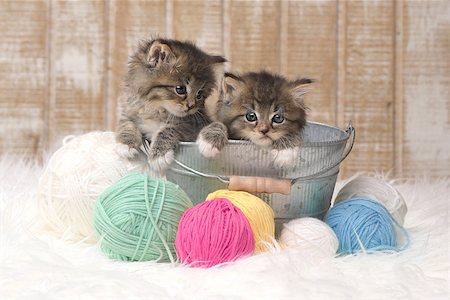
[94,173,193,262]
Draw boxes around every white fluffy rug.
[0,156,448,300]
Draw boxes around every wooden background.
[0,0,449,179]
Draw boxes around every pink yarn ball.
[175,198,255,268]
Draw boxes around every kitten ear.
[222,72,243,95]
[209,55,227,65]
[147,41,176,68]
[289,78,314,106]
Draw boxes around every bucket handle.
[172,121,355,195]
[291,121,355,183]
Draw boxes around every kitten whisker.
[195,109,208,120]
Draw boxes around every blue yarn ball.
[324,198,398,254]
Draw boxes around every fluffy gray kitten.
[198,71,312,168]
[116,38,225,171]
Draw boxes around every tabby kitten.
[197,71,312,168]
[116,38,226,171]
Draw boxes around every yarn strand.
[38,132,152,244]
[325,198,410,255]
[205,190,275,251]
[175,198,255,268]
[94,173,193,262]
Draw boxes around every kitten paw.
[271,147,299,168]
[115,143,139,158]
[196,122,227,158]
[197,135,221,158]
[147,150,175,172]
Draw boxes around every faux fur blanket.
[0,156,448,300]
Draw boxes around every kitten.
[115,38,226,171]
[197,71,312,168]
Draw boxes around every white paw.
[148,150,175,172]
[197,135,220,158]
[271,147,299,168]
[115,143,139,158]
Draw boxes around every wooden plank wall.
[0,0,48,156]
[339,0,396,176]
[0,0,448,179]
[399,0,450,178]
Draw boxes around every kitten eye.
[272,114,285,124]
[196,90,204,100]
[245,112,258,122]
[175,85,187,95]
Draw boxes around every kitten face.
[217,71,311,148]
[125,38,226,117]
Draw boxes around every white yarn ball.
[279,217,339,257]
[334,175,408,225]
[37,131,154,243]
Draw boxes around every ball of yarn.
[325,198,408,255]
[206,190,275,251]
[37,131,152,243]
[175,198,255,268]
[334,175,407,225]
[279,217,339,257]
[94,173,193,262]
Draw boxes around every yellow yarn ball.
[206,189,275,251]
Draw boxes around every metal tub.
[167,121,355,234]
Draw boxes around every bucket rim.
[179,120,350,147]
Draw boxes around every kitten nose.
[260,127,269,135]
[187,101,195,110]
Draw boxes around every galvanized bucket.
[166,121,355,234]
